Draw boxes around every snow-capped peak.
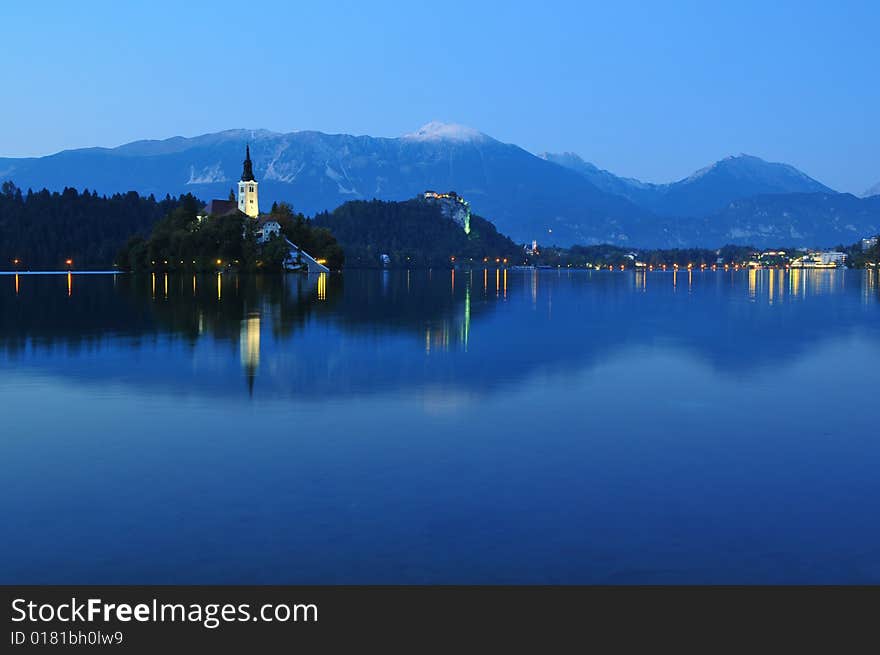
[683,154,763,182]
[403,121,485,142]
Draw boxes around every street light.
[65,259,73,270]
[12,258,20,271]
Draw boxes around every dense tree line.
[0,181,189,270]
[312,198,522,267]
[116,201,344,272]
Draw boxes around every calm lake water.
[2,268,880,584]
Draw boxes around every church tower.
[237,145,259,218]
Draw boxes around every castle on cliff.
[423,191,471,234]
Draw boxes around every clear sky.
[2,0,877,192]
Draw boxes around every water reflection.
[3,268,880,584]
[241,312,261,394]
[1,269,879,399]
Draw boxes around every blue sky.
[2,0,877,192]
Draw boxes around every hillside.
[693,192,880,247]
[544,151,834,217]
[312,197,522,267]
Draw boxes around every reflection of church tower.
[240,312,261,395]
[237,145,259,218]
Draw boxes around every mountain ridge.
[1,123,876,248]
[542,151,835,217]
[0,123,654,247]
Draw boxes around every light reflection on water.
[1,269,879,583]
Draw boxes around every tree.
[0,181,193,270]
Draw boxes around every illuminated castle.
[423,190,471,234]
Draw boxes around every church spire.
[237,144,260,217]
[241,144,255,182]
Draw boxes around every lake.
[2,268,879,583]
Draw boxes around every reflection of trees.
[133,272,343,345]
[0,273,344,355]
[0,274,154,355]
[2,270,879,398]
[320,270,492,350]
[0,269,492,361]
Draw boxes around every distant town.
[512,232,879,272]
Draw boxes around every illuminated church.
[201,145,261,220]
[199,145,328,273]
[237,145,259,217]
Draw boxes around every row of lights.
[10,258,73,269]
[448,257,510,264]
[543,262,751,271]
[150,259,229,266]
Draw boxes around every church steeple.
[241,144,255,182]
[237,144,259,217]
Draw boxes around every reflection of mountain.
[1,269,879,399]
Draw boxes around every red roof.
[203,199,239,216]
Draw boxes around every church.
[200,146,265,226]
[200,145,279,243]
[237,144,260,217]
[199,146,329,273]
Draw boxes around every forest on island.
[116,201,345,272]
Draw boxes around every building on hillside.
[255,216,281,243]
[862,236,878,251]
[423,190,471,234]
[755,250,789,267]
[197,199,238,222]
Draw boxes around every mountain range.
[1,122,877,248]
[539,151,834,217]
